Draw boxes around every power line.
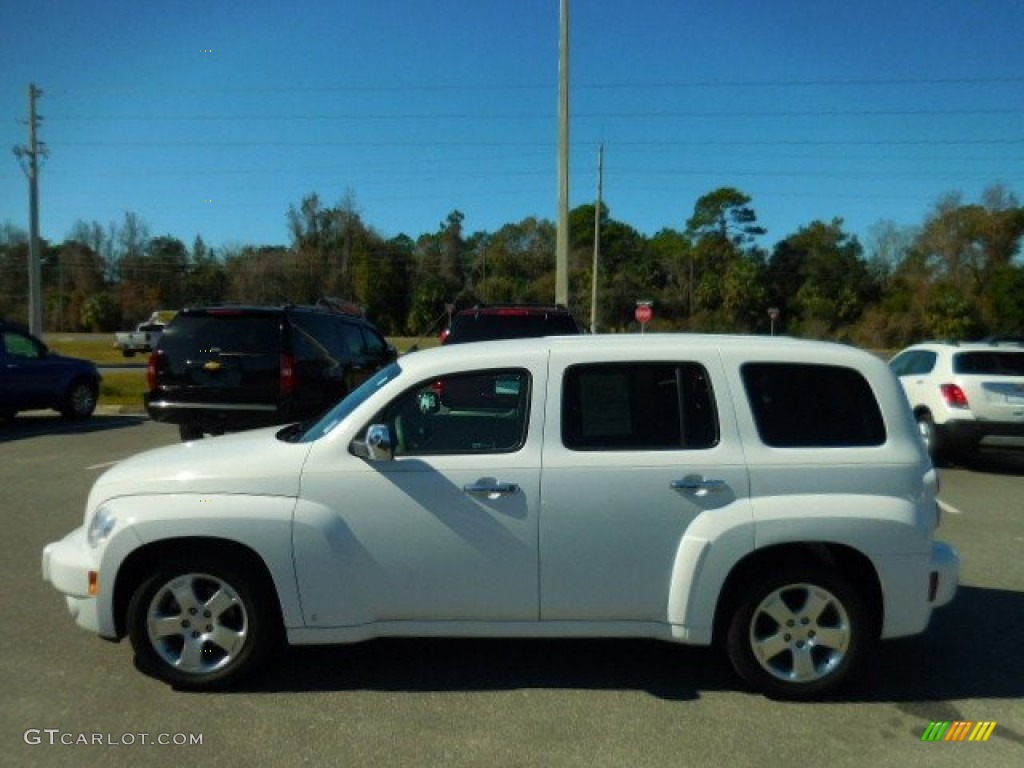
[47,75,1024,95]
[47,108,1024,121]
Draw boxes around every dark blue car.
[0,320,101,420]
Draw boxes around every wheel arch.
[711,542,883,647]
[111,536,284,640]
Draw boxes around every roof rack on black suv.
[440,303,584,345]
[146,302,396,441]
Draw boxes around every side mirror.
[364,424,394,462]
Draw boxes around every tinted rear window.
[562,362,718,450]
[953,351,1024,376]
[742,363,886,447]
[159,314,281,356]
[448,312,580,343]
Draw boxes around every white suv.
[43,334,958,700]
[889,340,1024,462]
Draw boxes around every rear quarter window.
[741,363,886,447]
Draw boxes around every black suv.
[0,319,101,421]
[441,304,584,344]
[146,303,396,440]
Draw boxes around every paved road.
[1,415,1022,768]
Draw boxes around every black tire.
[179,423,205,441]
[126,556,277,690]
[60,378,98,419]
[916,412,945,464]
[725,566,872,700]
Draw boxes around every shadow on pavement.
[213,586,1021,709]
[232,637,725,702]
[0,412,148,443]
[946,452,1024,476]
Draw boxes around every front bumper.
[41,527,104,636]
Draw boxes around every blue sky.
[1,0,1021,254]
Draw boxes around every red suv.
[440,304,584,345]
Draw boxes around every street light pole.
[555,0,570,307]
[14,84,45,336]
[590,143,602,333]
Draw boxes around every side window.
[741,363,886,447]
[360,326,387,359]
[290,324,326,364]
[888,351,914,377]
[290,316,335,364]
[337,322,365,358]
[562,363,718,451]
[2,331,41,359]
[375,369,530,455]
[912,350,937,375]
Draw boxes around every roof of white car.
[401,333,876,370]
[906,340,1024,353]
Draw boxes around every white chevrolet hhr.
[43,334,959,699]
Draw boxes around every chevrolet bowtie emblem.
[203,361,221,371]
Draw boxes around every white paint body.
[43,335,959,649]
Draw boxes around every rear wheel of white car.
[127,557,276,689]
[725,567,870,700]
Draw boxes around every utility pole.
[555,0,570,306]
[589,143,603,334]
[14,84,46,336]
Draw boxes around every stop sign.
[635,304,653,324]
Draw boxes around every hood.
[87,426,311,511]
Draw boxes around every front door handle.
[671,478,727,495]
[463,481,519,497]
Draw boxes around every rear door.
[539,346,752,623]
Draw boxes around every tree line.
[1,184,1022,346]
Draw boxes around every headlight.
[87,507,117,548]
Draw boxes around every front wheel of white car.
[127,557,276,689]
[725,567,871,700]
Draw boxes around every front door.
[294,363,545,628]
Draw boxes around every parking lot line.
[86,461,121,470]
[938,499,964,516]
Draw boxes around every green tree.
[685,187,766,326]
[686,187,766,246]
[769,219,875,337]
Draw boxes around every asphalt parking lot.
[1,413,1022,768]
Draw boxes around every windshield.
[295,362,403,443]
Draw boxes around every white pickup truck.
[113,321,165,357]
